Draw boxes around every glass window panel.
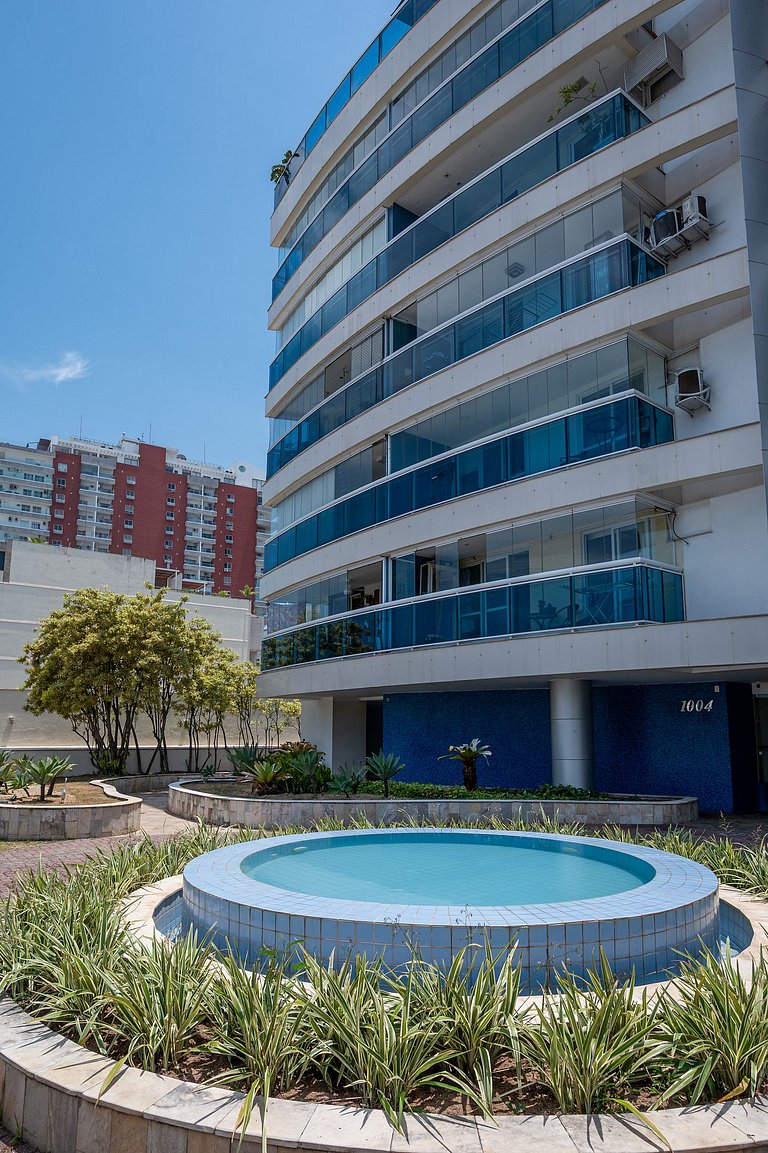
[501,133,556,202]
[564,204,595,256]
[415,327,454,380]
[317,621,344,660]
[317,504,344,546]
[504,234,535,287]
[457,446,483,495]
[305,109,326,155]
[411,83,453,147]
[459,264,484,314]
[482,250,510,299]
[345,490,375,535]
[327,75,351,124]
[351,41,380,94]
[535,221,565,273]
[435,541,460,591]
[456,311,485,360]
[390,604,414,648]
[295,517,318,556]
[646,348,667,403]
[491,385,512,435]
[414,598,456,645]
[386,347,415,395]
[344,612,377,655]
[595,340,630,398]
[388,472,414,518]
[413,202,453,261]
[454,169,502,234]
[484,587,510,636]
[508,375,530,426]
[435,279,459,327]
[592,190,624,244]
[393,554,416,600]
[452,43,499,111]
[459,591,483,639]
[541,513,575,571]
[295,629,317,664]
[381,15,411,53]
[414,457,456,508]
[566,348,599,406]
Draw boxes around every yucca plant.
[406,941,523,1113]
[438,740,491,791]
[299,950,486,1130]
[522,952,666,1116]
[656,948,768,1104]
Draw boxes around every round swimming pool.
[181,829,719,990]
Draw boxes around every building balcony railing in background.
[267,237,665,479]
[272,0,613,300]
[262,562,684,671]
[264,393,673,572]
[270,92,647,386]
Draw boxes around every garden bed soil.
[0,780,119,806]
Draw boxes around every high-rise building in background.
[258,0,768,812]
[0,435,271,598]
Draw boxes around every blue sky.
[0,1,393,470]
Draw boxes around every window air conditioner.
[675,368,711,415]
[650,209,681,247]
[682,194,707,224]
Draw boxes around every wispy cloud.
[0,350,91,390]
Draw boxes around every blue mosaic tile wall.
[383,682,757,813]
[383,690,551,790]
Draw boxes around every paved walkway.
[0,792,195,898]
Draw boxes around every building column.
[549,679,594,790]
[300,697,367,771]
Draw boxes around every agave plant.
[366,750,405,799]
[438,739,491,791]
[14,754,73,803]
[328,763,368,798]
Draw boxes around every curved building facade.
[260,0,768,812]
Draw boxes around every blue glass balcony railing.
[270,91,648,386]
[273,0,441,209]
[263,393,674,573]
[272,0,612,301]
[261,563,685,671]
[266,238,666,480]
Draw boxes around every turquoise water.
[239,833,653,906]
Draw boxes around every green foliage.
[366,750,405,799]
[364,780,612,801]
[14,754,72,803]
[656,948,768,1104]
[439,739,492,791]
[521,952,664,1113]
[0,750,31,797]
[258,698,301,746]
[229,752,291,796]
[270,149,294,184]
[328,763,368,797]
[547,79,599,122]
[282,749,330,797]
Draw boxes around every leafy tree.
[230,661,260,747]
[21,588,151,773]
[257,698,301,747]
[270,149,294,183]
[174,643,239,772]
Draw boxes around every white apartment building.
[259,0,768,812]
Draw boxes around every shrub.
[366,750,405,799]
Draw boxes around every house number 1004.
[680,699,714,713]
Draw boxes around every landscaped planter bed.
[168,779,698,829]
[0,779,140,841]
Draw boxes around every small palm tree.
[439,739,492,791]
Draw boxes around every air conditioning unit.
[650,209,681,247]
[675,368,711,415]
[623,32,684,103]
[682,194,707,224]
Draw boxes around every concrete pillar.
[300,698,367,771]
[549,679,594,790]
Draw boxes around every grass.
[0,815,767,1131]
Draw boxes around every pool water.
[239,830,654,906]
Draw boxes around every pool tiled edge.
[181,830,719,989]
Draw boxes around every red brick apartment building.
[0,436,270,597]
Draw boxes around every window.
[167,497,175,507]
[122,548,132,556]
[223,576,232,587]
[224,548,233,557]
[166,526,174,534]
[124,519,133,528]
[225,534,233,543]
[166,512,174,521]
[123,534,133,544]
[164,555,173,565]
[227,493,235,502]
[226,507,234,517]
[167,483,176,492]
[226,521,234,530]
[54,510,64,519]
[57,463,68,473]
[125,504,134,514]
[223,562,233,572]
[55,494,65,504]
[165,539,173,549]
[56,479,66,489]
[53,525,63,534]
[126,476,136,486]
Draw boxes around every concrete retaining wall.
[2,993,768,1152]
[168,782,699,829]
[0,780,140,841]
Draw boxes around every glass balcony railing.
[263,393,674,573]
[273,0,441,208]
[261,563,684,671]
[267,237,665,479]
[272,0,612,302]
[271,92,648,387]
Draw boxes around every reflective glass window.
[351,40,380,94]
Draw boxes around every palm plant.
[366,750,404,799]
[438,739,491,791]
[14,754,72,802]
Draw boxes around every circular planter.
[0,780,140,841]
[168,779,699,830]
[3,885,767,1153]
